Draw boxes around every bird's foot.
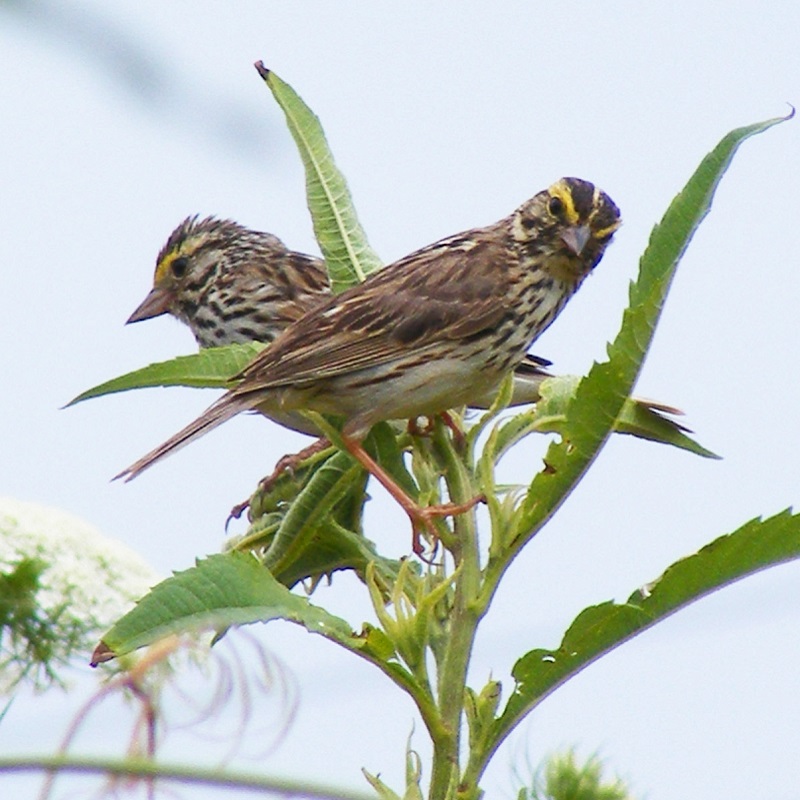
[226,437,331,526]
[408,494,486,556]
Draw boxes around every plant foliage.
[70,68,796,800]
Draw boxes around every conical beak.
[126,286,173,324]
[560,224,591,256]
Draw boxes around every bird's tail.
[469,353,552,410]
[113,394,247,482]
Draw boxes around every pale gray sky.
[2,2,799,798]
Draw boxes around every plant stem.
[427,420,483,800]
[0,754,376,800]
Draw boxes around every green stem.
[427,420,483,800]
[460,521,527,788]
[0,754,376,800]
[349,643,445,746]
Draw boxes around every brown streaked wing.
[233,224,512,392]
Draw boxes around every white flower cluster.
[0,497,161,691]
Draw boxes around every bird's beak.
[560,224,592,257]
[126,286,173,324]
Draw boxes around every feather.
[114,393,249,481]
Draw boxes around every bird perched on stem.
[126,215,555,425]
[125,213,554,519]
[118,177,621,552]
[127,216,329,438]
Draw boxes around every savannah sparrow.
[118,178,621,550]
[126,218,558,410]
[125,215,554,510]
[128,216,329,348]
[127,216,328,437]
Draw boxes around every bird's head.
[126,216,273,326]
[512,177,622,282]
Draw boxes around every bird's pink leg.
[341,433,484,555]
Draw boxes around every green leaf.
[262,450,367,572]
[362,771,403,800]
[363,732,424,800]
[550,376,716,458]
[269,521,407,592]
[614,395,717,458]
[488,375,717,462]
[92,552,357,663]
[67,343,265,405]
[257,64,383,291]
[492,508,800,754]
[235,425,413,589]
[510,112,791,547]
[254,450,405,589]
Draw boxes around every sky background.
[1,1,799,797]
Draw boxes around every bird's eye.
[548,196,564,217]
[170,256,189,279]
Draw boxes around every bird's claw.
[408,494,487,557]
[225,437,332,529]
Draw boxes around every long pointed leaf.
[257,64,383,291]
[510,112,791,547]
[489,374,717,461]
[92,552,357,664]
[231,451,401,592]
[66,343,264,405]
[491,508,800,752]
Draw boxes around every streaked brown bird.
[126,215,330,438]
[128,215,329,349]
[119,178,621,550]
[125,214,555,515]
[127,214,554,418]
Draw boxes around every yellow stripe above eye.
[548,180,580,225]
[593,220,622,240]
[153,234,205,285]
[154,251,179,285]
[591,186,623,239]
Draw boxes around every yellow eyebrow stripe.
[589,185,622,238]
[154,251,179,285]
[548,180,580,224]
[153,234,205,285]
[594,220,622,239]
